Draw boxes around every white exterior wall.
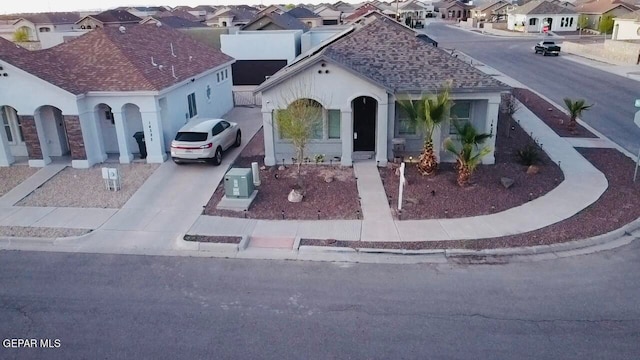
[221,30,302,63]
[613,19,640,40]
[301,29,343,53]
[509,14,577,32]
[260,61,388,166]
[38,30,87,49]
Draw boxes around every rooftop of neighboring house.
[209,6,258,22]
[129,6,165,12]
[159,10,200,22]
[575,0,637,14]
[0,24,233,94]
[509,0,577,14]
[399,0,430,11]
[257,14,508,94]
[141,15,207,28]
[615,8,640,17]
[242,11,309,31]
[79,9,142,24]
[11,12,82,25]
[440,0,477,9]
[288,6,322,18]
[477,0,509,12]
[345,3,385,21]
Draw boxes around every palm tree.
[563,98,592,133]
[444,121,492,187]
[397,85,452,176]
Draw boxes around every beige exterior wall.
[613,19,640,40]
[562,40,640,64]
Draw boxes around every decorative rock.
[287,189,303,203]
[405,197,419,206]
[500,177,515,189]
[260,166,267,170]
[278,165,285,171]
[526,165,540,175]
[324,175,334,183]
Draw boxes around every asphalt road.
[424,23,640,154]
[1,246,639,359]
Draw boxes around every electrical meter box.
[224,168,254,198]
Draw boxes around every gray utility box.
[224,168,255,198]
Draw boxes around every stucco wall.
[301,28,343,53]
[613,19,640,40]
[562,40,640,64]
[221,30,302,63]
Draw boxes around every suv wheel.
[211,147,222,166]
[234,130,242,147]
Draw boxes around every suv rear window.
[175,132,208,142]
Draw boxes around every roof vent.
[156,22,162,27]
[119,26,126,33]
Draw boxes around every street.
[1,244,639,359]
[424,23,640,154]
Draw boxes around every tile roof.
[89,10,142,24]
[345,4,384,21]
[16,12,81,25]
[160,10,200,21]
[0,24,233,94]
[143,16,207,28]
[576,0,637,14]
[243,11,309,30]
[288,6,321,18]
[616,9,640,18]
[258,16,508,94]
[210,7,258,22]
[510,0,577,14]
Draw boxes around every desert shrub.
[516,143,540,166]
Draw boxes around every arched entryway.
[95,103,118,155]
[543,17,553,32]
[0,105,27,157]
[35,105,69,157]
[122,103,145,159]
[352,96,377,152]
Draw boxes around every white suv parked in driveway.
[170,118,241,165]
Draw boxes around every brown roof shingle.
[0,25,234,94]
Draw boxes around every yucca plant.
[444,121,492,187]
[397,84,452,176]
[563,98,592,133]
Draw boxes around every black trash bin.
[132,131,147,159]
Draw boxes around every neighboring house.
[300,25,353,53]
[0,25,234,168]
[242,10,309,31]
[344,3,388,22]
[472,0,515,21]
[288,6,324,28]
[161,10,201,22]
[206,7,258,27]
[11,12,81,41]
[398,0,436,25]
[314,4,344,25]
[255,14,508,167]
[550,0,576,7]
[172,5,217,21]
[76,10,142,29]
[125,6,165,18]
[508,0,578,32]
[439,0,476,21]
[575,0,637,31]
[612,9,640,39]
[139,16,207,29]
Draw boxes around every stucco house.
[439,1,475,21]
[508,0,578,32]
[139,15,207,29]
[255,14,509,167]
[0,25,234,168]
[288,6,324,28]
[612,10,640,39]
[472,0,515,21]
[206,7,258,27]
[242,9,309,31]
[314,4,344,25]
[9,12,87,49]
[575,0,637,31]
[76,10,142,29]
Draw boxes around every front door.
[352,96,376,152]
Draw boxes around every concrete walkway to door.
[354,161,400,241]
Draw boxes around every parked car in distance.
[534,41,561,56]
[170,118,241,165]
[414,20,424,28]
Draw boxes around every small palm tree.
[563,98,592,133]
[444,121,492,187]
[13,28,29,42]
[397,84,452,176]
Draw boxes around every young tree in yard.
[563,98,593,133]
[13,28,29,42]
[598,15,614,35]
[577,15,589,33]
[444,121,492,187]
[275,98,323,195]
[397,84,453,176]
[501,93,520,138]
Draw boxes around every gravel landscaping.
[183,235,242,244]
[0,165,38,197]
[204,131,361,220]
[380,111,563,220]
[0,226,90,238]
[16,163,159,208]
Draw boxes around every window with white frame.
[187,92,197,118]
[449,101,471,134]
[529,18,537,26]
[328,110,341,139]
[2,110,12,142]
[1,107,24,144]
[395,102,417,135]
[274,104,341,141]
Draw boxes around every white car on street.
[170,118,241,165]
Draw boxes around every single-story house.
[206,7,258,27]
[575,0,637,31]
[139,15,207,29]
[612,10,640,39]
[76,9,142,29]
[472,0,514,21]
[439,1,475,21]
[241,10,309,31]
[508,0,578,32]
[288,6,324,28]
[0,24,234,168]
[314,5,344,25]
[255,13,509,167]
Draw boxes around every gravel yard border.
[0,226,91,238]
[183,235,242,244]
[0,165,38,197]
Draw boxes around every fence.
[232,88,262,107]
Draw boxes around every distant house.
[10,12,86,49]
[242,10,309,31]
[314,4,344,25]
[398,0,436,25]
[508,0,578,32]
[125,6,165,18]
[575,0,637,31]
[139,16,207,29]
[439,0,475,21]
[612,10,640,39]
[76,10,142,29]
[173,5,218,21]
[344,3,388,22]
[472,0,515,21]
[162,10,201,22]
[0,25,235,168]
[288,6,324,28]
[207,7,259,27]
[255,13,508,167]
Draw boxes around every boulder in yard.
[288,189,303,203]
[324,175,334,183]
[500,177,515,189]
[526,165,540,175]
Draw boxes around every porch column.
[140,110,167,164]
[375,102,388,167]
[263,110,276,166]
[0,121,14,166]
[22,115,51,167]
[112,111,133,164]
[63,115,88,168]
[340,109,353,166]
[483,97,500,165]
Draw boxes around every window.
[449,101,471,134]
[328,110,340,139]
[529,18,537,26]
[395,102,416,135]
[212,123,224,136]
[570,17,574,27]
[15,116,24,142]
[105,109,114,125]
[221,121,230,129]
[224,69,228,79]
[39,27,51,32]
[175,132,208,141]
[187,92,197,118]
[2,110,12,142]
[216,73,220,82]
[561,18,565,27]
